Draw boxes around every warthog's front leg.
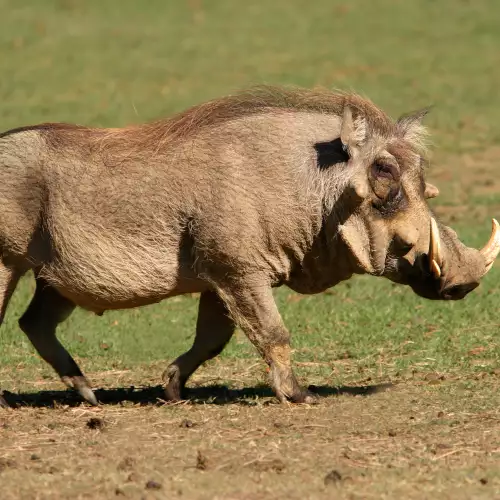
[18,278,98,406]
[164,290,236,401]
[218,283,317,404]
[0,262,22,409]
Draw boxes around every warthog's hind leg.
[18,279,98,406]
[164,290,235,400]
[0,263,23,409]
[217,283,317,404]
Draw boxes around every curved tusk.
[480,218,500,271]
[430,259,441,279]
[429,217,442,278]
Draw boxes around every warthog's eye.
[372,182,406,217]
[371,162,400,182]
[369,159,405,216]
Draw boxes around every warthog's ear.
[396,107,431,147]
[340,106,367,157]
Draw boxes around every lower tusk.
[429,217,443,275]
[430,259,441,279]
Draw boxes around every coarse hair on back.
[98,85,396,148]
[0,85,427,161]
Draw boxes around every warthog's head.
[336,104,499,300]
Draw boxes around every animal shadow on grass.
[1,382,394,409]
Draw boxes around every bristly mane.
[0,85,396,152]
[118,85,395,146]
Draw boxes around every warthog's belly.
[52,277,209,314]
[39,246,208,313]
[37,217,208,312]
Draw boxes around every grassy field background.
[1,1,500,499]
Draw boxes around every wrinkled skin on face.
[337,106,500,300]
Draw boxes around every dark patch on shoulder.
[314,137,349,170]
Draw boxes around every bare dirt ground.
[1,360,500,500]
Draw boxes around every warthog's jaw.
[387,217,500,301]
[394,255,478,301]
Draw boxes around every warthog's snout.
[404,218,500,300]
[428,217,500,281]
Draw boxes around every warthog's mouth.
[407,263,480,301]
[390,255,478,301]
[387,218,500,301]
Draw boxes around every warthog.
[0,86,498,408]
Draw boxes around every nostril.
[442,283,479,300]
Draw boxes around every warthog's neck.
[285,218,357,295]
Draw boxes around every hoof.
[77,385,99,406]
[163,365,185,402]
[61,376,99,406]
[301,391,320,404]
[275,388,320,405]
[290,390,320,404]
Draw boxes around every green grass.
[2,0,500,151]
[3,3,500,499]
[1,0,500,389]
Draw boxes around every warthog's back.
[0,87,375,312]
